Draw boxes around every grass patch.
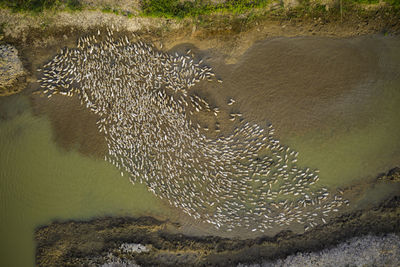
[66,0,82,11]
[0,0,398,23]
[352,0,400,7]
[0,0,57,12]
[0,0,83,13]
[101,6,113,13]
[384,0,400,7]
[0,22,6,36]
[352,0,380,3]
[140,0,271,19]
[101,5,121,15]
[140,0,400,20]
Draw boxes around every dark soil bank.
[35,169,400,266]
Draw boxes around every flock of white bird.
[38,29,348,233]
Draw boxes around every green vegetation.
[352,0,380,3]
[101,6,115,14]
[0,0,81,13]
[352,0,400,7]
[139,0,400,19]
[384,0,400,7]
[0,0,56,12]
[352,0,400,4]
[0,22,5,35]
[101,6,121,16]
[66,0,82,11]
[0,0,398,19]
[101,5,135,17]
[140,0,270,19]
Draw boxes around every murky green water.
[1,36,400,266]
[210,35,400,190]
[283,49,400,189]
[284,80,400,188]
[0,95,169,267]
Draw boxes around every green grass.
[0,0,57,12]
[0,0,82,13]
[66,0,82,11]
[352,0,400,4]
[384,0,400,7]
[0,22,5,35]
[352,0,379,3]
[352,0,400,6]
[101,6,122,15]
[140,0,400,20]
[0,0,398,19]
[101,6,113,13]
[140,0,270,19]
[100,6,134,17]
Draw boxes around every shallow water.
[1,35,400,266]
[175,35,400,236]
[280,37,400,189]
[0,95,170,267]
[204,35,400,189]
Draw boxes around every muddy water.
[199,35,400,189]
[0,95,172,267]
[1,35,400,266]
[176,35,400,235]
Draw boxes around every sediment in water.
[35,168,400,266]
[1,6,399,266]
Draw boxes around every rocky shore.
[35,169,400,266]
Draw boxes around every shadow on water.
[0,95,172,267]
[1,34,400,266]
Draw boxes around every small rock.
[120,243,149,254]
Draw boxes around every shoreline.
[1,0,400,99]
[35,168,400,266]
[21,31,400,240]
[1,3,400,266]
[1,0,400,54]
